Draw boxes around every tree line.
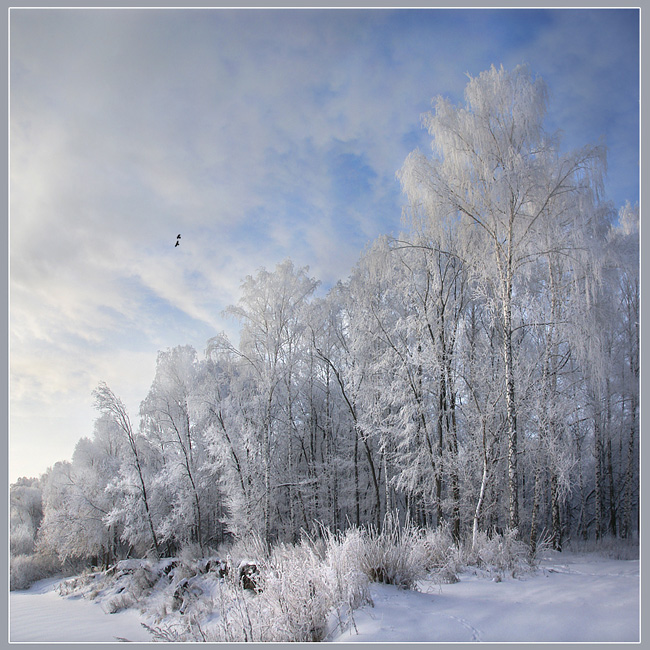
[11,65,639,570]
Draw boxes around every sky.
[9,7,640,482]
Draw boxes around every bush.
[202,516,442,642]
[262,542,333,641]
[212,541,328,642]
[226,531,270,565]
[465,528,534,579]
[357,514,429,589]
[10,522,37,557]
[564,535,640,560]
[103,591,135,614]
[205,530,372,643]
[198,517,458,641]
[56,566,117,598]
[10,552,61,591]
[322,526,372,614]
[130,565,157,595]
[421,523,462,583]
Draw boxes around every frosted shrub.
[358,514,429,589]
[128,565,157,599]
[10,552,60,591]
[263,542,333,641]
[323,527,371,612]
[564,535,639,560]
[469,529,533,578]
[104,591,135,614]
[141,622,194,642]
[208,532,372,643]
[177,542,205,573]
[227,531,270,565]
[422,523,462,583]
[212,541,328,642]
[212,570,263,642]
[10,522,36,556]
[57,573,93,596]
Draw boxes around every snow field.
[333,552,640,643]
[9,550,639,643]
[9,577,153,642]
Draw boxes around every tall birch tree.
[399,64,606,531]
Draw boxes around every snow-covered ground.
[9,577,153,643]
[332,551,640,643]
[9,551,639,643]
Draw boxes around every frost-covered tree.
[10,477,43,556]
[459,299,506,549]
[518,178,609,549]
[305,294,354,531]
[93,382,161,558]
[611,203,639,538]
[399,64,607,531]
[37,417,126,566]
[140,345,220,551]
[390,220,470,536]
[308,282,375,529]
[207,260,319,543]
[199,345,263,539]
[577,202,640,541]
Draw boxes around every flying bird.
[175,234,181,247]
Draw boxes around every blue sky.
[10,8,639,481]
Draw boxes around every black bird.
[177,234,181,239]
[175,234,181,247]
